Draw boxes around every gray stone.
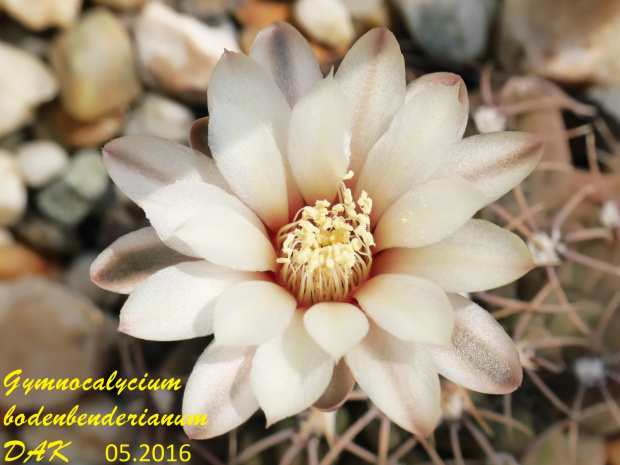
[395,0,489,63]
[124,93,194,143]
[64,150,110,202]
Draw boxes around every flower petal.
[209,103,289,231]
[183,344,258,439]
[90,227,199,294]
[119,261,264,341]
[335,27,405,180]
[103,135,230,200]
[374,177,486,251]
[288,74,351,205]
[345,322,440,436]
[251,310,334,425]
[303,302,369,361]
[373,219,535,292]
[250,21,323,107]
[426,294,523,394]
[354,274,453,346]
[356,78,465,221]
[138,180,276,271]
[189,116,211,157]
[208,50,303,217]
[313,359,355,411]
[405,72,469,138]
[213,281,297,347]
[433,132,544,202]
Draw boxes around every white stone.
[2,0,82,30]
[124,93,194,143]
[294,0,355,48]
[135,1,239,100]
[16,140,69,188]
[0,42,58,137]
[0,227,15,247]
[0,150,27,227]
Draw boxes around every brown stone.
[235,0,290,28]
[0,244,47,279]
[50,8,142,122]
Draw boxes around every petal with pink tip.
[405,72,469,138]
[335,27,405,180]
[183,344,258,439]
[345,322,440,436]
[209,103,289,231]
[213,281,297,347]
[119,261,264,341]
[250,21,323,107]
[90,227,199,294]
[251,311,334,425]
[433,132,544,202]
[103,135,230,200]
[354,274,454,346]
[138,180,276,271]
[373,219,535,292]
[313,359,355,411]
[356,79,465,222]
[426,294,523,394]
[374,177,486,251]
[288,75,351,205]
[303,302,369,361]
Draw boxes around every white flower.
[91,22,543,438]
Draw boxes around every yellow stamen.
[276,174,374,304]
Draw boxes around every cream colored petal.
[250,21,323,107]
[405,72,469,138]
[426,294,523,394]
[356,79,465,222]
[373,219,535,292]
[335,27,405,181]
[213,281,296,347]
[207,51,290,152]
[119,261,265,340]
[433,132,544,202]
[183,344,258,439]
[289,75,351,205]
[209,103,289,231]
[353,274,453,346]
[138,180,276,271]
[374,177,486,251]
[313,359,355,411]
[91,227,199,294]
[103,135,230,201]
[251,311,334,425]
[303,302,369,361]
[345,322,440,436]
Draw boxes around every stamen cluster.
[276,173,374,304]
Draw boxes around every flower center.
[276,172,374,305]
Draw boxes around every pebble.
[179,0,247,19]
[64,149,110,202]
[36,104,125,150]
[50,8,142,122]
[16,140,69,188]
[0,42,58,137]
[500,0,620,86]
[14,214,79,254]
[293,0,355,48]
[124,93,195,143]
[0,227,14,246]
[0,150,27,227]
[235,0,291,28]
[92,0,148,9]
[0,244,47,278]
[135,1,240,101]
[1,0,82,30]
[0,278,116,410]
[394,0,489,63]
[340,0,389,28]
[36,150,109,226]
